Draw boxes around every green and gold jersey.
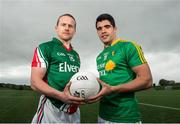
[96,39,147,123]
[32,37,80,108]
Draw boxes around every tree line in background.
[0,78,180,90]
[153,79,180,90]
[0,83,31,90]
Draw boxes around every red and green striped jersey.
[96,38,147,123]
[32,37,80,108]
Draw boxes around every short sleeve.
[31,45,49,68]
[126,42,147,67]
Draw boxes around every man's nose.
[65,25,69,30]
[101,28,106,33]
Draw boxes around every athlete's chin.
[61,37,73,42]
[101,39,111,44]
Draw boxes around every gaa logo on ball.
[77,75,88,80]
[70,71,100,99]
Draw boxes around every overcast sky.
[0,0,180,85]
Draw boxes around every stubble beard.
[60,35,73,43]
[102,37,112,47]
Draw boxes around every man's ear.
[55,26,58,33]
[114,27,118,34]
[74,28,76,33]
[114,26,117,31]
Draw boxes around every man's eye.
[68,25,73,28]
[61,23,66,26]
[105,25,111,28]
[97,27,102,31]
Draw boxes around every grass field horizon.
[0,88,180,123]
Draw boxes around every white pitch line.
[139,103,180,111]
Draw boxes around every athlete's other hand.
[86,78,113,104]
[60,81,85,105]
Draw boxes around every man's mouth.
[63,32,70,35]
[101,35,108,39]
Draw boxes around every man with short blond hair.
[31,14,84,123]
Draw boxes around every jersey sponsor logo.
[59,62,79,72]
[97,63,105,70]
[105,60,116,71]
[99,70,106,76]
[103,52,109,61]
[97,63,107,76]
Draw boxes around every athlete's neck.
[63,42,71,49]
[58,38,71,49]
[104,37,117,48]
[104,43,111,48]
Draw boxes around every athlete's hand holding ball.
[61,82,85,105]
[87,78,113,104]
[68,71,114,105]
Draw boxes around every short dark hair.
[96,13,116,28]
[56,13,76,28]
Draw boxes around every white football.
[70,71,100,99]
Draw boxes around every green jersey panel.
[96,39,147,122]
[32,37,80,108]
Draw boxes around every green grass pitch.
[0,88,180,123]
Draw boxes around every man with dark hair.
[31,14,84,123]
[88,13,153,123]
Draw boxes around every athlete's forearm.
[111,63,153,93]
[30,67,64,101]
[31,78,64,100]
[111,75,152,93]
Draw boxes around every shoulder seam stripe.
[131,42,146,63]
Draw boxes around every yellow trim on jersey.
[111,38,127,46]
[111,38,146,64]
[131,41,147,63]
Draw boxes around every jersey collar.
[52,37,73,51]
[53,37,63,45]
[111,38,123,46]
